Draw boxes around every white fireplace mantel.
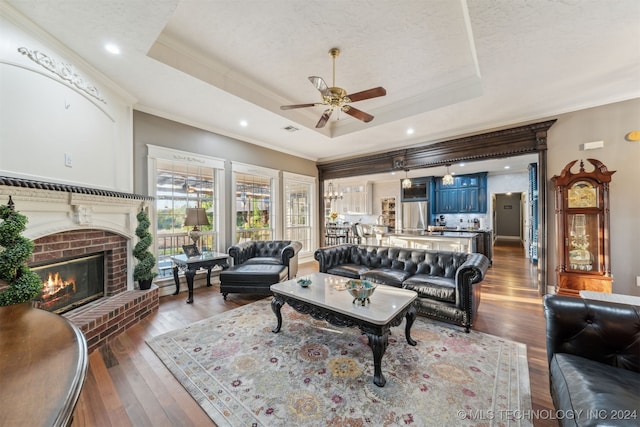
[0,185,149,241]
[1,178,153,291]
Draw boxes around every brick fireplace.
[33,252,106,314]
[1,176,159,353]
[30,230,127,313]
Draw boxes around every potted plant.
[133,208,157,290]
[0,197,42,306]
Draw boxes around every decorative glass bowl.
[297,278,312,287]
[345,279,377,305]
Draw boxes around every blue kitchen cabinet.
[458,187,480,212]
[434,172,487,214]
[436,188,458,212]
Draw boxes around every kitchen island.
[380,231,479,253]
[439,228,493,263]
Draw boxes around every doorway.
[494,193,523,244]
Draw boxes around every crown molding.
[318,119,556,180]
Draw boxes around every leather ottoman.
[219,264,288,300]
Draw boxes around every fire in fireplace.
[32,253,105,314]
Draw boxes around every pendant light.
[442,165,454,186]
[402,170,412,189]
[324,182,343,201]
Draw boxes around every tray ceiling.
[5,0,640,161]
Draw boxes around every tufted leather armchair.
[314,244,489,332]
[228,240,302,279]
[543,294,640,426]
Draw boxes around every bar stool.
[325,223,339,245]
[352,223,365,244]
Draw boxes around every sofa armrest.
[457,253,490,284]
[227,241,256,265]
[543,294,640,372]
[280,241,302,264]
[314,245,353,273]
[281,241,302,278]
[454,253,489,294]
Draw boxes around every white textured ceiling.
[4,0,640,163]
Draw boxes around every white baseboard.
[495,235,521,241]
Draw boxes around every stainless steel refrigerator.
[401,201,429,231]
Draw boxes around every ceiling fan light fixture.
[280,48,386,128]
[442,165,454,186]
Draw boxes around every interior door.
[495,193,522,240]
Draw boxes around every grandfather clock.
[552,159,615,296]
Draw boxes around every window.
[148,145,224,278]
[283,172,315,255]
[233,163,278,242]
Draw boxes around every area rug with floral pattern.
[147,298,532,426]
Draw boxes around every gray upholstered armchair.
[227,240,302,279]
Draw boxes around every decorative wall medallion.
[392,157,405,170]
[73,205,94,225]
[18,47,107,104]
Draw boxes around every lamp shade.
[184,208,210,227]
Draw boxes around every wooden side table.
[171,252,230,303]
[0,303,88,427]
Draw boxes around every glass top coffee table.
[270,272,418,387]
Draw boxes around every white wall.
[0,10,135,192]
[372,180,400,216]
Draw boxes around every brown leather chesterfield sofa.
[543,294,640,427]
[314,244,490,332]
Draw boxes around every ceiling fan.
[280,48,386,128]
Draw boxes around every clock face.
[568,181,598,208]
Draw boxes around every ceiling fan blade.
[280,103,320,110]
[346,87,386,103]
[316,109,333,128]
[342,105,374,123]
[309,76,330,97]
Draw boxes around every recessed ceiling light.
[459,163,465,167]
[504,165,510,169]
[105,43,120,55]
[239,120,248,127]
[406,128,414,135]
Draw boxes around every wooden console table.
[0,303,88,427]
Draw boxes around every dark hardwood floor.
[71,240,556,426]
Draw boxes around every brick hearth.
[63,286,158,354]
[27,229,159,353]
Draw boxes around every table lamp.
[184,207,210,248]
